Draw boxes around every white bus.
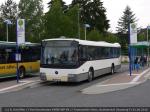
[40,38,121,82]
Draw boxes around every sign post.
[17,19,25,44]
[16,19,25,83]
[147,26,150,66]
[129,23,137,76]
[130,23,137,44]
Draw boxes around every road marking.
[127,74,139,76]
[0,81,35,93]
[144,71,150,78]
[131,68,150,83]
[95,68,150,88]
[0,83,26,92]
[96,82,139,87]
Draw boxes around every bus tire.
[88,69,94,82]
[111,64,115,74]
[19,67,26,79]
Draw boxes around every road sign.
[130,23,137,44]
[17,19,25,44]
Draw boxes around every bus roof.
[42,38,121,47]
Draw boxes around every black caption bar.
[1,107,150,112]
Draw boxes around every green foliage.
[44,0,79,39]
[71,0,109,33]
[0,0,17,21]
[18,0,43,42]
[138,32,146,41]
[48,0,68,11]
[137,28,150,42]
[83,29,118,43]
[116,6,137,34]
[87,29,103,41]
[66,5,79,38]
[116,6,137,54]
[0,0,17,41]
[0,0,111,43]
[0,21,6,41]
[104,33,119,43]
[45,0,67,38]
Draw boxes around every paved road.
[0,79,150,107]
[0,64,150,107]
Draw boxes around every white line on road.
[96,82,139,87]
[0,83,26,92]
[131,68,150,83]
[144,71,150,78]
[0,81,34,93]
[127,74,139,76]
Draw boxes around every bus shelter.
[130,41,149,72]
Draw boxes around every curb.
[81,82,142,95]
[81,68,150,95]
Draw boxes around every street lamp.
[84,24,90,40]
[4,19,12,42]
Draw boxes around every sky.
[0,0,150,32]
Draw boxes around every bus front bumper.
[40,73,88,82]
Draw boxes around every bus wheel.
[88,70,93,82]
[111,65,115,74]
[19,67,25,79]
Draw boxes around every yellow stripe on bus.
[0,61,40,76]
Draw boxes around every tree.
[0,0,17,41]
[116,6,137,53]
[87,29,103,41]
[137,28,147,41]
[87,0,109,32]
[71,0,109,33]
[0,0,17,22]
[104,32,118,43]
[0,21,5,41]
[116,6,137,34]
[45,0,79,39]
[48,0,68,11]
[18,0,43,42]
[66,5,79,38]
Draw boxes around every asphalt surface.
[0,64,150,107]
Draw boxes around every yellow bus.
[0,41,40,79]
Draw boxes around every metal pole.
[78,4,80,39]
[147,26,149,66]
[85,26,86,40]
[128,23,132,76]
[16,20,19,83]
[6,23,8,42]
[16,44,19,83]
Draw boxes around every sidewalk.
[81,67,150,94]
[0,77,40,94]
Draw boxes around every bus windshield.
[41,40,79,68]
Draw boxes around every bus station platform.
[81,67,150,94]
